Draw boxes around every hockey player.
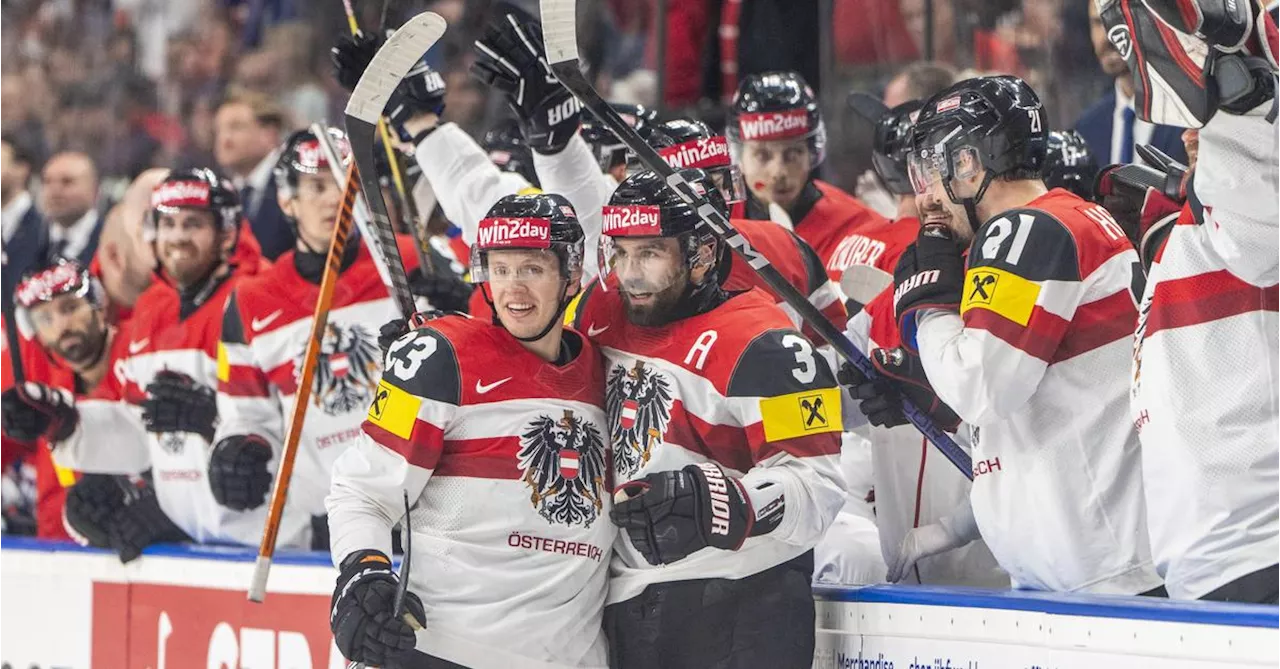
[573,168,845,667]
[837,99,1007,588]
[1042,130,1100,201]
[482,117,539,188]
[327,194,612,669]
[214,128,420,537]
[1101,0,1278,602]
[51,169,307,548]
[879,75,1161,594]
[728,71,891,281]
[1,260,183,559]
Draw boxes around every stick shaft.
[248,161,361,602]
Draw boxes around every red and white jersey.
[62,267,310,548]
[842,290,1008,588]
[915,188,1160,594]
[825,213,917,288]
[216,239,419,516]
[328,316,612,669]
[791,180,892,281]
[1132,105,1279,600]
[572,285,846,603]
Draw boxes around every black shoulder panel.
[726,329,837,398]
[967,208,1082,282]
[221,291,247,345]
[379,326,461,406]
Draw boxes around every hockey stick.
[343,11,448,322]
[340,0,435,276]
[0,234,24,381]
[248,161,362,603]
[538,0,974,479]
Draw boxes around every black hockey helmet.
[727,71,827,169]
[146,168,243,245]
[848,94,926,197]
[482,118,539,187]
[628,117,746,203]
[1042,130,1100,201]
[579,102,657,173]
[472,192,585,342]
[273,126,351,199]
[909,75,1047,226]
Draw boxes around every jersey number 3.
[387,334,436,380]
[783,334,816,384]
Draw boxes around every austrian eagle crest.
[294,322,381,415]
[605,360,674,479]
[517,409,608,528]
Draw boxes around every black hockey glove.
[408,260,473,314]
[208,435,273,511]
[837,351,961,433]
[64,474,189,563]
[610,462,782,566]
[141,370,218,443]
[332,31,447,140]
[892,224,966,349]
[1096,146,1188,271]
[331,549,426,666]
[471,8,582,154]
[1,383,79,444]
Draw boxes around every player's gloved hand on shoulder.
[1,382,79,444]
[893,224,966,348]
[331,31,447,141]
[471,8,582,154]
[64,474,189,563]
[141,370,218,443]
[610,462,783,565]
[208,435,273,511]
[838,350,961,432]
[1096,147,1187,271]
[331,549,426,666]
[408,261,473,314]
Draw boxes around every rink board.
[1,538,1276,668]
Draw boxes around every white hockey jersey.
[572,284,846,603]
[1132,103,1279,600]
[216,240,419,516]
[915,188,1161,594]
[328,316,612,669]
[55,271,310,547]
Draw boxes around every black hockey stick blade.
[538,0,973,479]
[0,232,24,383]
[343,11,448,320]
[393,490,413,620]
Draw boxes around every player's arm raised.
[908,210,1084,424]
[725,329,847,548]
[327,326,458,561]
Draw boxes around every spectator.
[1073,0,1186,165]
[2,135,49,309]
[213,90,292,259]
[898,0,1022,73]
[40,151,105,266]
[883,61,961,107]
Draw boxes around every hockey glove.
[331,549,426,666]
[471,9,582,154]
[892,225,965,351]
[63,473,128,549]
[331,31,447,140]
[610,462,782,565]
[407,261,473,314]
[1096,150,1187,271]
[208,435,273,511]
[1,383,79,444]
[838,350,961,432]
[64,474,188,563]
[141,370,218,443]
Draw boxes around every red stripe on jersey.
[664,401,755,473]
[964,306,1070,363]
[435,435,522,480]
[1053,291,1137,362]
[749,424,843,461]
[1146,270,1280,337]
[219,365,271,397]
[268,361,298,396]
[362,418,445,471]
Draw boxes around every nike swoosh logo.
[128,338,150,354]
[475,377,513,394]
[587,323,609,337]
[251,309,284,332]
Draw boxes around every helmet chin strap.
[946,172,996,233]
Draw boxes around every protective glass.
[710,165,747,204]
[907,140,983,197]
[469,247,566,285]
[598,234,690,295]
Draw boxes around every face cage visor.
[907,125,989,204]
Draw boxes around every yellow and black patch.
[961,266,1040,326]
[759,388,842,442]
[367,379,421,440]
